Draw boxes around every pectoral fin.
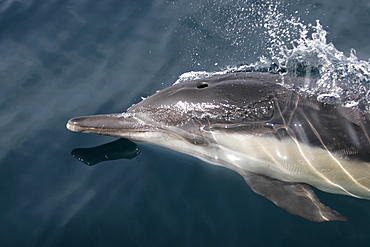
[241,172,348,222]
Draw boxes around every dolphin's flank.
[67,72,370,222]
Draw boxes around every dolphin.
[67,72,370,222]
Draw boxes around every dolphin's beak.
[66,114,149,137]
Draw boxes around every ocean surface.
[1,0,370,246]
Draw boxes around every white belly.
[199,132,370,199]
[135,129,370,199]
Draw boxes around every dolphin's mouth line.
[66,121,152,134]
[67,118,210,146]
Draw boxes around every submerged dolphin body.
[67,72,370,222]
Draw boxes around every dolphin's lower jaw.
[66,114,154,139]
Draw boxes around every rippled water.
[1,0,370,246]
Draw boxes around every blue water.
[1,0,370,246]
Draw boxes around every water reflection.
[71,138,141,166]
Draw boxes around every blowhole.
[197,83,208,89]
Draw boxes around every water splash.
[180,2,370,112]
[264,18,370,112]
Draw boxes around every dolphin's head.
[67,72,296,147]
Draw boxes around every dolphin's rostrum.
[67,72,370,222]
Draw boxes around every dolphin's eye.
[197,83,208,89]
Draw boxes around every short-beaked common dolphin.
[67,72,370,222]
